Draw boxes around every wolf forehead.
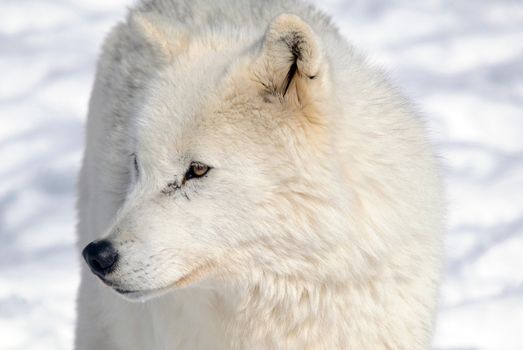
[138,55,259,126]
[133,59,280,162]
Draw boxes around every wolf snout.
[82,240,119,278]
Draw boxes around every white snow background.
[1,0,522,349]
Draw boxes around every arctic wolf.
[75,0,444,349]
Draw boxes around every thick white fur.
[75,0,444,349]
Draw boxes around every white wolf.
[75,0,444,349]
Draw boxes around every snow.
[0,0,522,349]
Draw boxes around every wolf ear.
[129,12,185,64]
[254,14,325,106]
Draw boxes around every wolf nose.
[82,240,118,277]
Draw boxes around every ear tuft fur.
[129,12,183,63]
[266,14,322,80]
[256,14,324,100]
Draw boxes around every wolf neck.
[214,274,351,349]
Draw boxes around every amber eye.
[185,162,210,181]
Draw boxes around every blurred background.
[0,0,522,349]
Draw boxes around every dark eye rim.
[184,161,211,182]
[131,153,139,176]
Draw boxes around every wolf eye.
[184,162,210,181]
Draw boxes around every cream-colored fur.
[75,0,444,349]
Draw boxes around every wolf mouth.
[97,277,171,299]
[105,261,217,300]
[112,286,168,300]
[111,280,188,301]
[114,288,155,299]
[114,288,137,294]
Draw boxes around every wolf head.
[83,13,355,301]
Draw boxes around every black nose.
[82,240,118,278]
